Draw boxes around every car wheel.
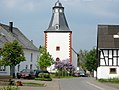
[28,75,31,79]
[17,76,20,79]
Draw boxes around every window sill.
[0,71,7,73]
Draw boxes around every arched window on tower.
[56,57,60,62]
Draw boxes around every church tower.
[44,1,72,65]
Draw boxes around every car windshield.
[79,71,85,74]
[21,69,32,72]
[34,69,49,73]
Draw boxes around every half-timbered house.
[97,25,119,79]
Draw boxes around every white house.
[0,22,39,76]
[97,25,119,79]
[44,1,77,71]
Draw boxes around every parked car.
[79,71,86,77]
[34,69,50,78]
[73,70,80,77]
[17,69,35,79]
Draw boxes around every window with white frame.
[25,65,28,69]
[18,65,20,72]
[0,66,6,71]
[31,53,33,62]
[110,68,117,74]
[0,56,6,71]
[30,64,32,70]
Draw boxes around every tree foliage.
[85,48,97,72]
[78,50,88,70]
[37,46,54,70]
[0,40,25,66]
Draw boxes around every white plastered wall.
[15,49,39,73]
[97,66,119,79]
[47,33,70,61]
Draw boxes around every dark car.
[79,71,86,77]
[34,69,50,78]
[17,69,35,79]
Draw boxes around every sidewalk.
[87,77,119,90]
[0,79,60,90]
[19,79,60,90]
[102,82,119,90]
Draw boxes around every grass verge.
[23,82,46,87]
[0,86,19,90]
[98,78,119,83]
[35,78,52,81]
[51,73,75,79]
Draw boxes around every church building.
[44,1,74,71]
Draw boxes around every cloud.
[0,0,43,13]
[62,0,119,19]
[20,2,36,12]
[1,0,18,9]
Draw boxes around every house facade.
[44,1,77,71]
[0,22,39,76]
[97,25,119,79]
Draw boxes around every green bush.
[44,73,50,78]
[0,86,19,90]
[38,73,44,78]
[55,70,70,78]
[38,73,51,78]
[35,78,52,81]
[35,73,52,81]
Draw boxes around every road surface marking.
[87,82,105,90]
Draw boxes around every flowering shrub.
[54,59,75,76]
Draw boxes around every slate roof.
[45,1,71,32]
[0,23,39,51]
[98,25,119,49]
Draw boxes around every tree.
[0,40,25,78]
[85,48,96,73]
[36,46,54,70]
[78,49,88,70]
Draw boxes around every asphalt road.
[59,77,119,90]
[1,77,118,90]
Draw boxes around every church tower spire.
[44,1,72,72]
[46,0,71,32]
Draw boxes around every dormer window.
[113,32,119,38]
[55,24,59,30]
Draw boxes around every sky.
[0,0,119,52]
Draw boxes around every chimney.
[9,22,13,33]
